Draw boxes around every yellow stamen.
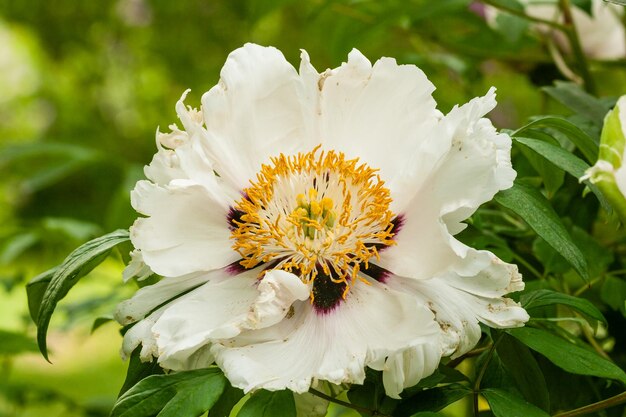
[230,146,396,300]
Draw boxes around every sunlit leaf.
[34,229,130,360]
[112,368,226,417]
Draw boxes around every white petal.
[115,271,212,325]
[129,180,238,276]
[154,269,308,371]
[122,249,153,283]
[436,88,515,227]
[316,49,445,212]
[392,273,528,358]
[201,43,315,190]
[378,89,515,281]
[382,342,441,399]
[212,280,440,395]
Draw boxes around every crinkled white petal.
[211,279,440,396]
[391,270,528,358]
[378,89,514,281]
[130,180,238,276]
[201,43,316,190]
[122,249,153,283]
[154,270,309,371]
[313,49,445,212]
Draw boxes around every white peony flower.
[116,43,528,398]
[485,0,626,60]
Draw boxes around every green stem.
[473,333,503,416]
[558,0,596,94]
[553,391,626,417]
[479,0,566,29]
[309,388,388,417]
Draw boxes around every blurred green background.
[0,1,624,416]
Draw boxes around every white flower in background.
[485,0,626,60]
[116,44,528,398]
[583,96,626,222]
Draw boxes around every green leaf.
[513,137,590,178]
[521,289,606,326]
[394,384,471,417]
[237,390,296,417]
[482,388,550,417]
[26,268,56,322]
[118,347,164,397]
[516,137,565,197]
[0,329,38,355]
[35,229,130,361]
[513,116,598,163]
[494,182,588,281]
[112,368,227,417]
[496,334,550,410]
[209,383,244,417]
[543,81,608,126]
[513,136,609,209]
[507,327,626,383]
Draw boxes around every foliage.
[2,0,626,416]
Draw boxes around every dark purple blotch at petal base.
[361,263,391,283]
[312,268,348,315]
[373,214,404,253]
[227,207,245,231]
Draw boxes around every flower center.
[230,146,395,302]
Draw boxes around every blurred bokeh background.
[1,1,625,416]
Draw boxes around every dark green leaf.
[118,347,164,397]
[237,390,296,417]
[543,81,608,126]
[347,370,386,416]
[513,116,598,163]
[0,329,38,355]
[394,384,471,417]
[26,268,56,322]
[521,289,606,326]
[36,229,130,360]
[507,327,626,383]
[482,388,550,417]
[112,368,226,417]
[516,137,565,197]
[496,334,550,410]
[209,383,244,417]
[494,182,588,281]
[513,137,590,178]
[512,136,609,209]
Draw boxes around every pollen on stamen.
[230,146,397,303]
